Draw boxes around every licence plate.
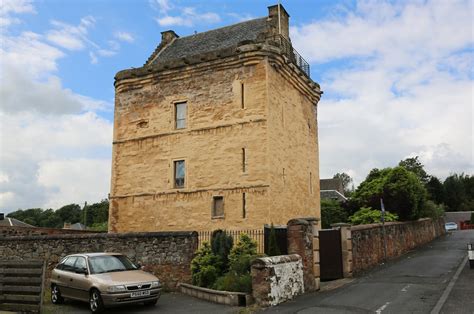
[130,290,150,298]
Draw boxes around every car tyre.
[144,299,158,306]
[51,284,64,304]
[89,289,105,313]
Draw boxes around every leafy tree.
[426,176,445,205]
[84,200,109,226]
[56,204,82,224]
[38,209,62,228]
[333,172,354,195]
[349,207,398,225]
[399,156,429,184]
[267,224,281,256]
[352,167,426,220]
[321,199,349,229]
[419,200,445,219]
[444,174,467,211]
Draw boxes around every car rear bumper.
[102,288,161,306]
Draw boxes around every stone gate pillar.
[287,218,320,291]
[331,223,353,278]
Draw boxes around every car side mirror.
[76,267,88,275]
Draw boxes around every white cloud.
[0,0,35,28]
[0,6,113,213]
[292,0,473,184]
[46,16,96,50]
[37,158,111,209]
[114,31,135,43]
[152,3,220,27]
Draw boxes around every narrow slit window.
[242,193,246,218]
[174,160,185,188]
[175,102,187,129]
[212,196,224,217]
[242,148,246,173]
[310,172,313,194]
[241,83,245,109]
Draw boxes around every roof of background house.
[320,178,344,194]
[320,190,348,202]
[0,217,35,227]
[148,17,268,66]
[444,211,473,223]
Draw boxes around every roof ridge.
[175,16,267,41]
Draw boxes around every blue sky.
[0,0,472,212]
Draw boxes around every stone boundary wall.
[0,226,99,237]
[351,218,445,273]
[0,231,197,290]
[251,254,304,307]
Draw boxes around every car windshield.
[88,255,139,274]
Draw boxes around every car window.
[62,256,78,272]
[88,255,138,274]
[74,257,87,272]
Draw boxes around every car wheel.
[51,284,64,304]
[144,299,158,306]
[89,289,105,313]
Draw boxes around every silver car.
[50,253,161,313]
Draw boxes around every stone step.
[0,260,44,268]
[1,294,41,303]
[1,276,42,284]
[0,303,40,312]
[0,285,41,293]
[0,268,43,275]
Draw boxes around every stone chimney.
[160,30,179,45]
[268,4,290,40]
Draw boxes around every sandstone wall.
[266,60,320,224]
[351,218,445,273]
[110,58,271,232]
[0,231,197,290]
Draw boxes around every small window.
[175,102,187,129]
[212,196,224,217]
[242,193,246,218]
[174,160,185,188]
[310,172,313,194]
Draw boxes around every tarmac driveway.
[42,291,240,314]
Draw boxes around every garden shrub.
[211,229,233,272]
[349,207,398,225]
[212,272,252,293]
[190,242,221,288]
[228,233,258,274]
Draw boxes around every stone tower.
[109,4,322,232]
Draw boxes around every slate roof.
[149,17,268,66]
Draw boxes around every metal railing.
[197,229,265,254]
[268,34,310,77]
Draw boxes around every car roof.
[66,252,124,258]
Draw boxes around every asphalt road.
[41,230,473,314]
[266,229,474,314]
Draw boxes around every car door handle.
[70,278,73,282]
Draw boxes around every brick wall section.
[351,218,445,273]
[0,231,197,290]
[0,226,99,237]
[287,219,318,291]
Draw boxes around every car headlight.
[151,281,161,288]
[107,285,127,293]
